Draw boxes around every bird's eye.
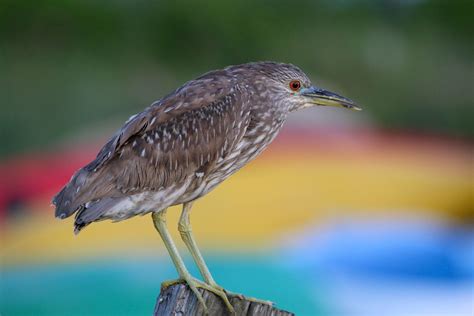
[289,80,301,91]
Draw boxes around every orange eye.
[289,80,301,91]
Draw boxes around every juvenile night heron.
[53,61,360,313]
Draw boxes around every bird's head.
[248,62,361,112]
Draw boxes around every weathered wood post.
[154,283,294,315]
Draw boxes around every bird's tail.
[53,168,92,219]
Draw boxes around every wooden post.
[154,283,294,316]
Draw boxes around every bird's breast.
[178,118,284,203]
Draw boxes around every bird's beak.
[300,86,361,111]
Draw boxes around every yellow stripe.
[2,151,471,265]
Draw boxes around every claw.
[198,281,235,314]
[224,288,274,307]
[160,278,185,289]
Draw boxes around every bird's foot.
[204,280,273,310]
[161,278,186,289]
[224,288,274,307]
[161,276,235,315]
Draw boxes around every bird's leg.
[178,202,217,285]
[152,210,212,314]
[178,202,235,313]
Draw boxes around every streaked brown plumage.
[53,61,359,312]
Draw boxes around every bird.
[53,61,360,313]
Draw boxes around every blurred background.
[1,0,473,315]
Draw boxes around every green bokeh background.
[1,0,473,158]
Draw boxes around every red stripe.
[0,128,471,220]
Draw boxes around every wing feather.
[53,71,249,220]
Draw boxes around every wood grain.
[154,283,294,316]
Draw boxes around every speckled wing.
[53,73,250,221]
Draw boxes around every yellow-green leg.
[152,210,211,313]
[178,202,235,313]
[179,202,218,285]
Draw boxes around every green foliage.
[1,0,472,157]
